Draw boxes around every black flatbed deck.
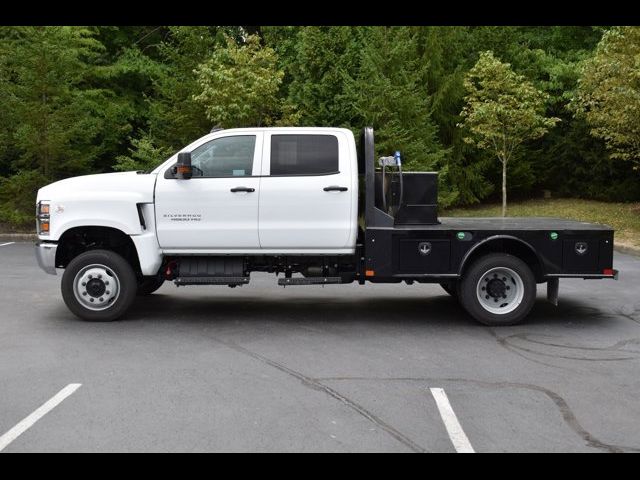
[409,217,613,231]
[359,127,616,281]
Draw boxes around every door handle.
[323,186,348,192]
[230,186,255,193]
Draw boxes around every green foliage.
[284,26,365,127]
[346,28,444,168]
[460,51,560,158]
[0,26,136,222]
[343,27,455,205]
[146,26,221,149]
[1,26,637,230]
[573,26,640,169]
[193,34,298,128]
[0,170,50,228]
[0,27,128,178]
[113,135,174,172]
[459,51,560,215]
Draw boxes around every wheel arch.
[55,226,142,275]
[458,235,546,282]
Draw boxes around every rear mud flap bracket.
[547,277,559,306]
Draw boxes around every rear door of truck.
[258,130,355,251]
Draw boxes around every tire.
[61,249,137,322]
[440,281,458,298]
[137,276,165,296]
[458,253,536,326]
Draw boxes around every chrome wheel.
[72,264,120,311]
[476,267,524,315]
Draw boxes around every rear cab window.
[269,135,339,176]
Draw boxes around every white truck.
[35,127,618,325]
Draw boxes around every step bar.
[278,276,343,286]
[174,276,250,286]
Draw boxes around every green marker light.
[457,232,466,240]
[550,232,558,240]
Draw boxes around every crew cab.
[35,127,619,325]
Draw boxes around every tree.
[0,26,131,227]
[113,135,174,172]
[572,27,640,169]
[193,34,298,128]
[283,26,365,127]
[458,51,559,216]
[342,27,452,201]
[146,26,222,148]
[0,27,127,178]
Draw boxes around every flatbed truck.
[35,127,618,325]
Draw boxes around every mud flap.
[547,278,559,306]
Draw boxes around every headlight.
[36,201,50,235]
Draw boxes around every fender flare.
[457,234,546,277]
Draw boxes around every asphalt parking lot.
[1,241,639,452]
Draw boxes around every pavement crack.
[616,309,640,326]
[211,337,427,453]
[486,328,572,370]
[314,376,640,453]
[493,332,640,362]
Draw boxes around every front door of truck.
[258,132,354,250]
[155,133,262,250]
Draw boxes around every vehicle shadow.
[120,290,617,329]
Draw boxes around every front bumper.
[35,242,58,275]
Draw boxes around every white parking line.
[0,242,15,247]
[0,383,82,452]
[430,387,475,453]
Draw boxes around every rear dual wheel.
[458,253,536,326]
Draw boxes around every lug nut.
[494,298,498,302]
[82,282,86,286]
[98,274,102,279]
[88,275,92,279]
[82,292,87,296]
[99,298,104,302]
[506,286,510,290]
[106,291,110,295]
[502,277,506,281]
[105,281,109,286]
[485,295,490,300]
[481,286,485,291]
[90,298,94,302]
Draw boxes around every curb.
[614,244,640,258]
[0,233,37,242]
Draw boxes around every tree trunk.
[501,159,507,217]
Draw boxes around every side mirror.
[175,152,192,180]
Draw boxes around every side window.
[270,135,339,176]
[190,135,256,177]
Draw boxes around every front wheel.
[61,249,137,322]
[458,253,536,326]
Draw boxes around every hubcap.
[73,264,120,311]
[476,267,524,315]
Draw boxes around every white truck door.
[155,133,262,250]
[258,131,355,251]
